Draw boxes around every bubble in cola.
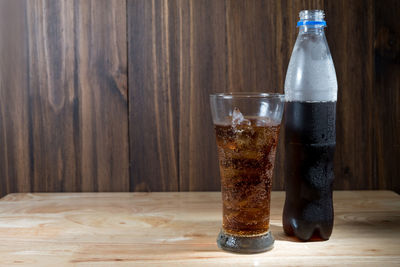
[283,10,338,241]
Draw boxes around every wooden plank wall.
[0,0,399,196]
[0,0,129,197]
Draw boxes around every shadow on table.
[270,224,326,243]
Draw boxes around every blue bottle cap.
[297,20,327,27]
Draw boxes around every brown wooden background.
[0,0,399,197]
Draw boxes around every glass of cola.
[210,92,284,253]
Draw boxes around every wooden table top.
[0,191,399,266]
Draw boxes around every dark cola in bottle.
[283,10,338,241]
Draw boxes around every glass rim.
[210,92,284,99]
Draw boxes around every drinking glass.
[210,92,284,253]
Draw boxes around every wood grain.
[0,0,399,195]
[128,0,180,191]
[0,0,129,196]
[374,0,400,193]
[0,191,399,266]
[73,0,129,192]
[326,0,376,190]
[0,0,30,197]
[26,0,77,192]
[177,0,227,191]
[128,0,400,192]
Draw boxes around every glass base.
[216,230,274,254]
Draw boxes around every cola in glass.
[210,93,284,253]
[214,111,280,236]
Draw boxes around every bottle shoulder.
[284,32,337,102]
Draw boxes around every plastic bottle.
[283,10,338,241]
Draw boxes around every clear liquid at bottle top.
[284,10,337,102]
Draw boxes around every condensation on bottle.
[283,10,338,241]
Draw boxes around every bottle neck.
[299,26,325,34]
